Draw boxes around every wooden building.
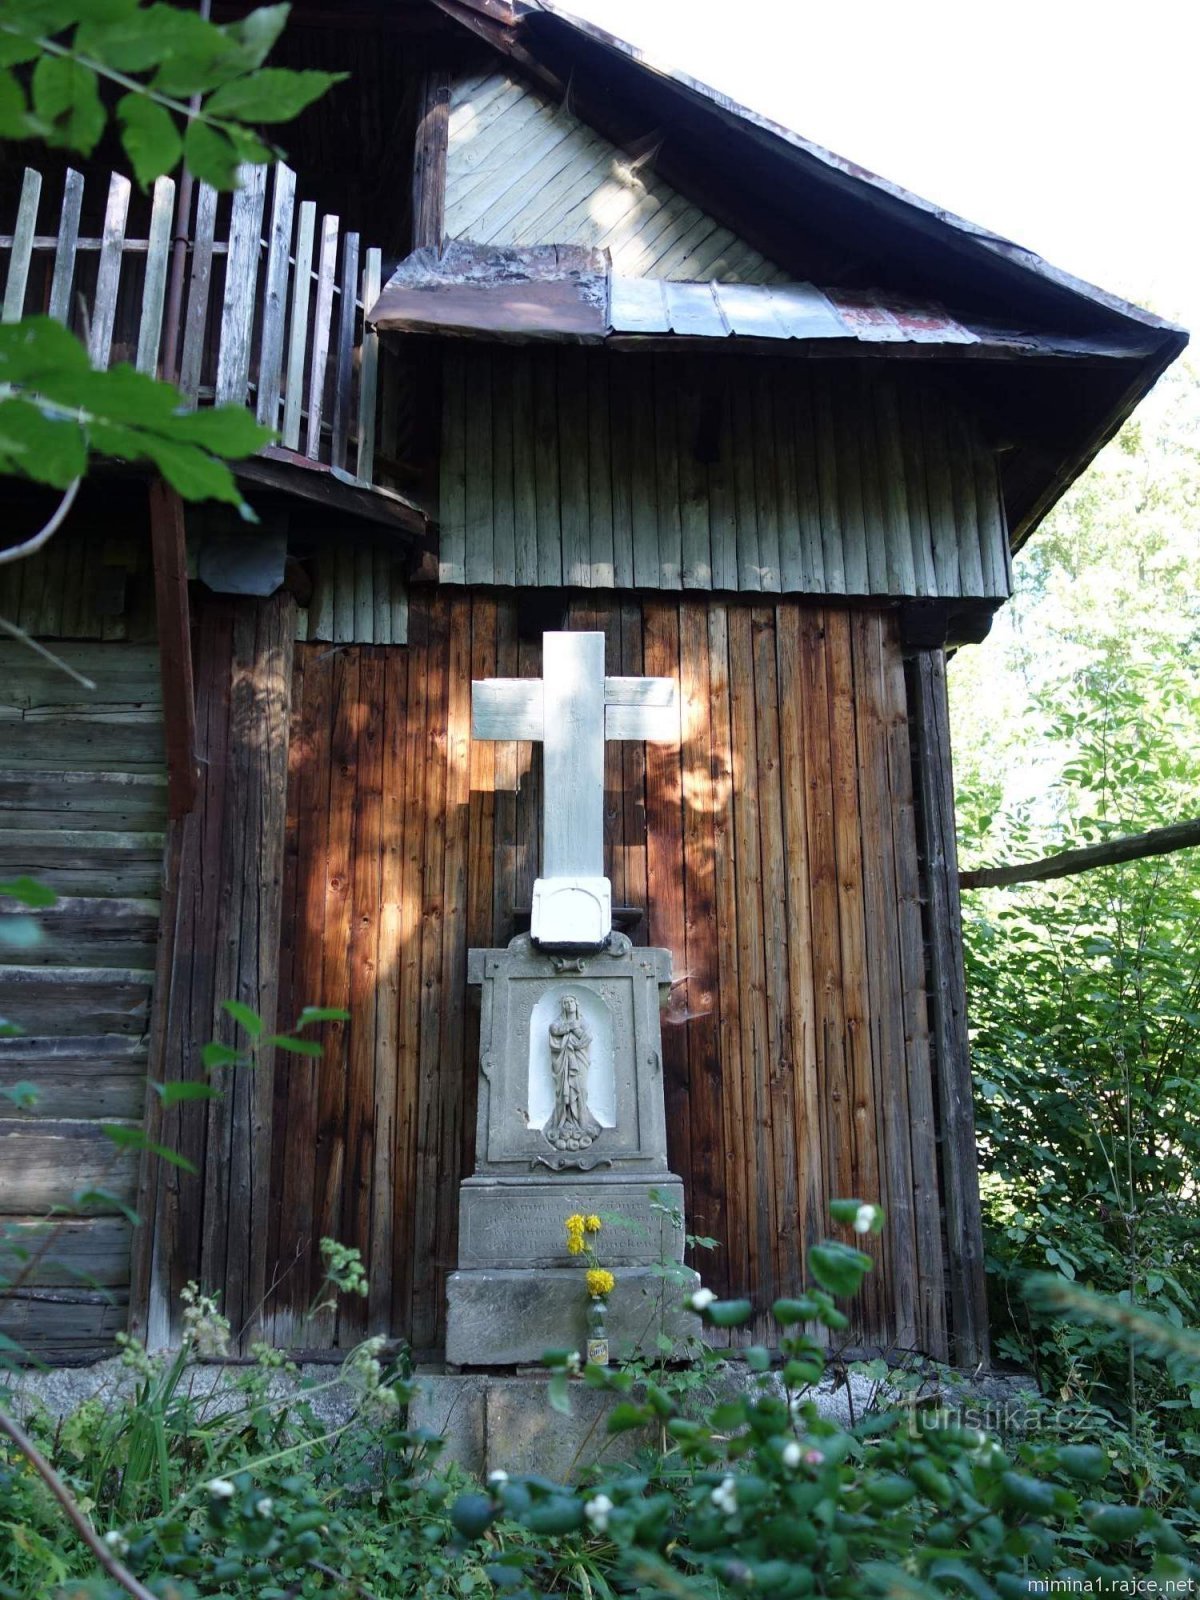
[0,0,1184,1365]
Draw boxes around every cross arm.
[472,678,544,741]
[604,676,679,742]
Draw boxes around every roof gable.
[446,67,787,283]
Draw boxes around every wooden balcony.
[1,162,419,528]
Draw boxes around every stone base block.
[457,1176,686,1268]
[445,1265,701,1367]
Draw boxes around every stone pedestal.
[446,933,699,1366]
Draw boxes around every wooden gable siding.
[260,591,954,1360]
[446,70,787,283]
[439,349,1011,602]
[296,545,410,647]
[0,564,166,1360]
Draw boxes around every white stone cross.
[472,631,678,947]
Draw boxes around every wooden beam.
[148,482,198,819]
[961,817,1200,891]
[909,647,989,1369]
[412,67,452,251]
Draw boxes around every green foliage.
[0,1,343,187]
[951,359,1200,1466]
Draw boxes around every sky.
[561,0,1198,334]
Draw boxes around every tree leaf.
[101,1123,197,1171]
[227,4,290,70]
[0,397,87,487]
[296,1006,350,1027]
[204,67,344,123]
[201,1041,240,1071]
[116,91,182,185]
[150,1079,220,1105]
[30,55,106,153]
[0,67,28,138]
[220,998,262,1037]
[183,117,241,188]
[0,876,57,908]
[160,403,271,455]
[265,1034,323,1057]
[809,1242,873,1298]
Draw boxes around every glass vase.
[586,1296,609,1367]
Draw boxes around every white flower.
[710,1474,739,1515]
[207,1478,236,1501]
[487,1470,509,1487]
[564,1352,583,1375]
[853,1204,877,1235]
[584,1493,614,1532]
[689,1287,716,1311]
[255,1497,274,1519]
[782,1441,802,1468]
[103,1530,129,1557]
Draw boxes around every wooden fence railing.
[1,162,384,488]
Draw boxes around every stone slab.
[445,1265,701,1367]
[457,1176,686,1268]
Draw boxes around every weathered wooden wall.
[439,350,1011,603]
[261,590,960,1359]
[0,538,166,1359]
[446,69,787,283]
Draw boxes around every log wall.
[262,589,959,1358]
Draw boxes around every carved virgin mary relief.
[527,986,615,1146]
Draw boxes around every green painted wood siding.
[438,349,1011,601]
[446,70,788,284]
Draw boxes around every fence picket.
[357,247,382,484]
[89,173,131,368]
[135,175,175,375]
[48,169,84,324]
[305,213,339,460]
[330,230,359,470]
[2,167,42,323]
[179,181,218,405]
[256,163,296,429]
[281,199,316,450]
[215,163,267,405]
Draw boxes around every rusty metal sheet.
[370,274,607,339]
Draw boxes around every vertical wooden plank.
[305,213,340,460]
[678,599,725,1256]
[354,541,374,642]
[707,601,745,1307]
[772,366,803,593]
[727,604,772,1308]
[256,164,297,429]
[974,441,1010,599]
[618,603,647,930]
[308,646,358,1345]
[492,598,520,943]
[899,383,937,598]
[148,483,198,818]
[922,387,963,598]
[731,366,761,592]
[630,360,660,589]
[391,596,431,1338]
[653,356,683,590]
[2,167,41,323]
[587,349,615,587]
[464,346,495,587]
[48,168,84,325]
[282,200,316,450]
[643,599,690,1203]
[411,596,450,1352]
[752,605,798,1298]
[135,176,176,376]
[825,610,883,1336]
[851,610,917,1349]
[751,371,782,592]
[372,547,392,647]
[368,647,405,1331]
[833,370,870,595]
[774,604,823,1277]
[333,543,355,642]
[412,69,451,250]
[608,355,636,590]
[391,561,409,645]
[178,181,218,407]
[215,163,267,404]
[855,369,890,595]
[678,360,712,590]
[811,371,845,593]
[491,347,516,586]
[873,375,916,595]
[510,349,538,588]
[533,348,562,587]
[948,407,985,597]
[882,622,947,1358]
[559,346,591,587]
[330,230,360,471]
[89,173,131,368]
[339,649,383,1345]
[909,649,989,1366]
[706,377,738,593]
[357,247,382,484]
[440,344,467,584]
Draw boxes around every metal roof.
[369,245,1156,361]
